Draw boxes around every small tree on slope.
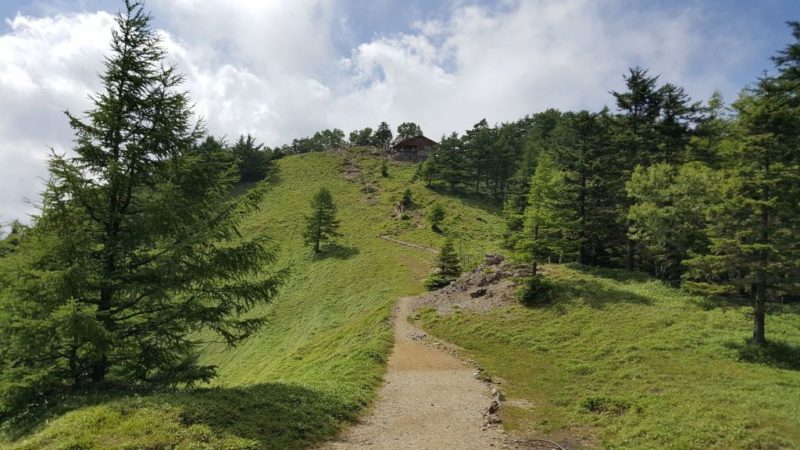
[304,187,342,253]
[425,239,462,290]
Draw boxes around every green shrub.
[580,396,630,415]
[401,188,412,208]
[423,274,452,290]
[517,275,552,306]
[380,160,388,177]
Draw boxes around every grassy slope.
[2,151,503,449]
[419,265,800,449]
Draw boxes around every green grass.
[6,150,798,449]
[418,264,800,449]
[1,151,504,449]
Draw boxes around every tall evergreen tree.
[552,109,623,266]
[303,187,342,253]
[518,154,576,276]
[373,122,393,150]
[684,23,800,345]
[687,91,732,167]
[463,119,494,194]
[427,132,467,191]
[655,83,701,165]
[503,110,562,250]
[0,0,285,400]
[231,134,271,183]
[611,67,664,270]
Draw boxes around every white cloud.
[0,11,113,225]
[0,0,757,225]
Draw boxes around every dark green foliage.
[424,239,461,290]
[395,122,423,142]
[517,275,552,306]
[683,24,800,345]
[581,396,631,415]
[517,153,577,276]
[426,204,446,231]
[401,188,412,208]
[288,129,345,154]
[0,221,27,257]
[551,109,623,266]
[303,187,342,253]
[380,159,388,177]
[627,163,719,283]
[0,0,286,411]
[373,122,392,150]
[425,133,466,190]
[348,127,373,147]
[230,134,272,183]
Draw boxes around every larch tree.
[684,22,800,345]
[627,162,719,283]
[519,153,576,277]
[424,238,462,290]
[0,0,286,404]
[304,187,342,253]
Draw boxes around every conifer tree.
[0,0,285,400]
[231,134,271,182]
[373,122,393,150]
[424,239,462,290]
[627,162,719,282]
[611,67,663,270]
[304,187,342,253]
[684,23,800,345]
[552,109,622,266]
[427,204,446,232]
[518,154,576,277]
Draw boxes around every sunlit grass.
[419,264,800,449]
[2,150,504,449]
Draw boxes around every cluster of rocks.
[417,253,530,314]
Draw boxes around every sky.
[0,0,798,226]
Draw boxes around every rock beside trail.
[417,253,522,314]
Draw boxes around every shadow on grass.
[313,243,360,260]
[567,263,653,284]
[424,184,502,216]
[3,382,356,449]
[726,340,800,371]
[548,266,653,309]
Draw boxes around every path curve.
[322,297,507,449]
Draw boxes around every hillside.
[418,264,800,449]
[3,150,799,449]
[1,150,505,449]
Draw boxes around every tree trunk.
[578,170,588,265]
[626,235,635,271]
[752,282,767,346]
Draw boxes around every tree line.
[416,25,800,346]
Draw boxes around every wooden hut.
[390,135,437,162]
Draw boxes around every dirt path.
[379,235,438,254]
[323,297,507,449]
